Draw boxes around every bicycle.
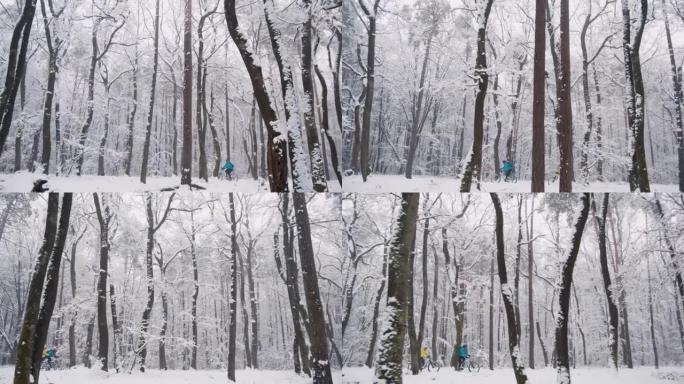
[421,357,442,372]
[457,356,480,373]
[222,170,239,182]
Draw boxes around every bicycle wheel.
[468,361,480,373]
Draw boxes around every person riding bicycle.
[420,345,430,369]
[222,161,235,180]
[42,346,57,370]
[500,160,514,182]
[457,343,470,370]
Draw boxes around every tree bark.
[0,0,38,157]
[293,193,333,383]
[374,193,419,383]
[180,0,193,186]
[461,0,495,192]
[622,0,650,191]
[227,193,237,381]
[491,193,529,384]
[225,0,289,191]
[557,0,574,192]
[13,193,59,384]
[531,0,546,192]
[554,193,590,383]
[93,194,110,371]
[140,0,161,184]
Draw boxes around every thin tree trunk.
[557,0,574,192]
[180,0,193,186]
[359,0,381,182]
[227,193,237,381]
[140,0,160,183]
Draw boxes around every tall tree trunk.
[141,0,160,184]
[292,193,333,384]
[647,255,659,368]
[0,0,38,157]
[489,247,495,370]
[662,0,684,191]
[180,0,193,186]
[554,193,590,383]
[275,195,311,376]
[359,0,381,182]
[374,193,419,383]
[190,212,199,369]
[39,0,59,174]
[557,0,574,192]
[110,284,120,372]
[125,54,138,176]
[227,193,237,381]
[531,0,546,192]
[13,193,59,384]
[301,0,327,191]
[527,197,535,368]
[75,20,99,176]
[314,65,343,187]
[594,193,619,369]
[93,194,110,371]
[461,0,495,192]
[622,0,650,191]
[491,193,529,384]
[365,245,388,368]
[225,0,289,192]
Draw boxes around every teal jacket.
[500,161,513,173]
[223,162,235,172]
[457,345,469,358]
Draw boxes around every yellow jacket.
[420,346,429,358]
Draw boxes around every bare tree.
[140,0,161,184]
[93,193,112,371]
[531,0,546,192]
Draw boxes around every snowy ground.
[2,366,681,383]
[344,175,680,193]
[340,366,684,383]
[0,172,342,193]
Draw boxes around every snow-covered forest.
[342,0,684,193]
[2,192,684,383]
[0,0,342,192]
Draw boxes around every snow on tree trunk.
[374,193,419,383]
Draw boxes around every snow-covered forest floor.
[3,366,682,384]
[0,172,342,192]
[339,366,684,384]
[343,175,680,193]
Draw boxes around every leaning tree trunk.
[13,193,59,384]
[461,0,495,192]
[140,0,160,184]
[365,245,388,367]
[554,193,590,383]
[374,193,419,384]
[262,1,311,192]
[0,0,38,158]
[75,21,99,176]
[225,0,289,191]
[622,0,650,192]
[491,193,529,384]
[293,193,333,383]
[39,0,60,175]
